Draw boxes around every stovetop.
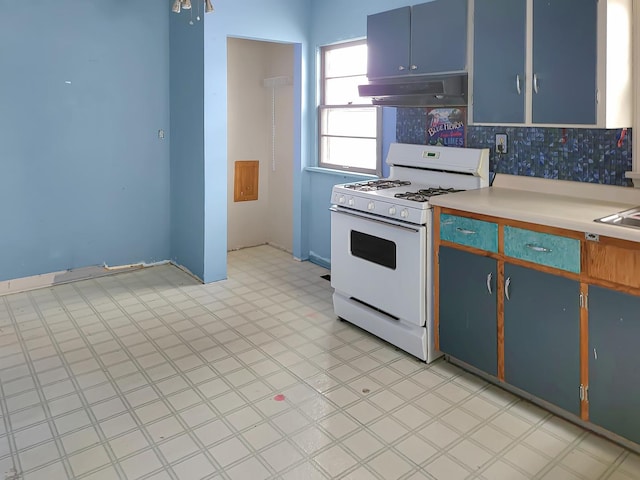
[393,187,464,202]
[343,180,411,191]
[331,144,489,225]
[333,180,464,205]
[332,179,466,225]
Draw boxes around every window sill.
[305,166,378,180]
[624,172,640,188]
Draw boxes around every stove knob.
[401,209,409,219]
[388,206,397,215]
[338,195,345,204]
[367,201,375,211]
[348,197,355,207]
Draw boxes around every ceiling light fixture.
[172,0,214,15]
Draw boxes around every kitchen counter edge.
[428,186,640,244]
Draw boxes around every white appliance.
[330,143,490,362]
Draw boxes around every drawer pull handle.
[456,227,476,235]
[486,273,493,294]
[516,74,521,95]
[441,220,454,225]
[505,276,511,301]
[526,244,551,253]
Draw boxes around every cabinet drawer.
[504,226,580,273]
[440,214,498,252]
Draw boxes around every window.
[319,40,382,176]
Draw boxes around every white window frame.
[318,40,382,177]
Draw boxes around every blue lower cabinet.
[439,247,497,376]
[588,286,640,445]
[504,263,581,416]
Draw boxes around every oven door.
[330,206,426,326]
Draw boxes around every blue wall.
[170,15,206,280]
[0,1,171,282]
[304,0,411,267]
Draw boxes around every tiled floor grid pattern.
[0,245,639,480]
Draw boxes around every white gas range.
[330,143,490,362]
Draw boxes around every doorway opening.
[226,38,295,253]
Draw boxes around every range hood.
[358,73,468,107]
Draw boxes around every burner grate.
[394,187,464,202]
[344,180,411,191]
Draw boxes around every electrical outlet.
[495,134,508,154]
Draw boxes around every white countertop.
[429,174,640,243]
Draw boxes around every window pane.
[325,43,367,77]
[320,136,377,171]
[320,107,377,137]
[325,75,371,105]
[319,40,380,175]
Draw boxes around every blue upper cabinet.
[410,0,467,75]
[532,0,597,125]
[367,7,411,79]
[471,0,632,127]
[367,0,467,80]
[472,0,526,123]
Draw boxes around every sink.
[595,206,640,230]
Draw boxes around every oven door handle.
[329,206,421,233]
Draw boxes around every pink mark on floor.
[273,394,286,401]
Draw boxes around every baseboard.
[169,261,204,284]
[0,260,171,297]
[308,251,330,270]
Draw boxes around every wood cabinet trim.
[438,240,500,259]
[440,207,640,292]
[588,235,640,249]
[439,207,584,240]
[503,257,581,282]
[440,207,502,225]
[584,241,640,289]
[580,282,589,421]
[497,260,505,381]
[583,277,640,297]
[501,218,584,240]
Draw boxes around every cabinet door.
[410,0,468,75]
[504,264,580,415]
[588,286,640,445]
[472,0,526,123]
[439,247,497,375]
[367,7,411,79]
[532,0,597,124]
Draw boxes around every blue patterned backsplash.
[396,108,633,186]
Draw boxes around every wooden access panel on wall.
[234,160,259,202]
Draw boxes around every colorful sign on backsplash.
[426,107,466,147]
[397,108,633,187]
